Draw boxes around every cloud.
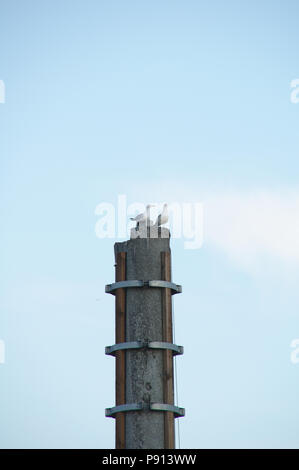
[129,180,299,274]
[205,189,299,273]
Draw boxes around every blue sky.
[0,0,299,448]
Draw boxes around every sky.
[0,0,299,448]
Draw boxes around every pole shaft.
[117,238,170,448]
[109,236,184,449]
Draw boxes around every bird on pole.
[155,203,168,226]
[130,204,155,230]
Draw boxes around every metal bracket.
[105,403,143,417]
[105,341,184,356]
[105,403,185,418]
[105,280,182,295]
[150,403,185,416]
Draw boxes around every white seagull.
[156,203,168,226]
[130,204,155,229]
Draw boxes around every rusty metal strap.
[105,280,182,295]
[105,341,184,356]
[106,403,185,418]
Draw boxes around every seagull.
[156,203,168,226]
[130,204,155,230]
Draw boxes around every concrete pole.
[105,229,184,449]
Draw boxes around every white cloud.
[205,189,299,272]
[129,181,299,274]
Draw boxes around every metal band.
[105,403,185,418]
[105,403,143,417]
[105,280,144,293]
[150,403,185,417]
[105,280,182,295]
[105,341,184,356]
[148,280,182,293]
